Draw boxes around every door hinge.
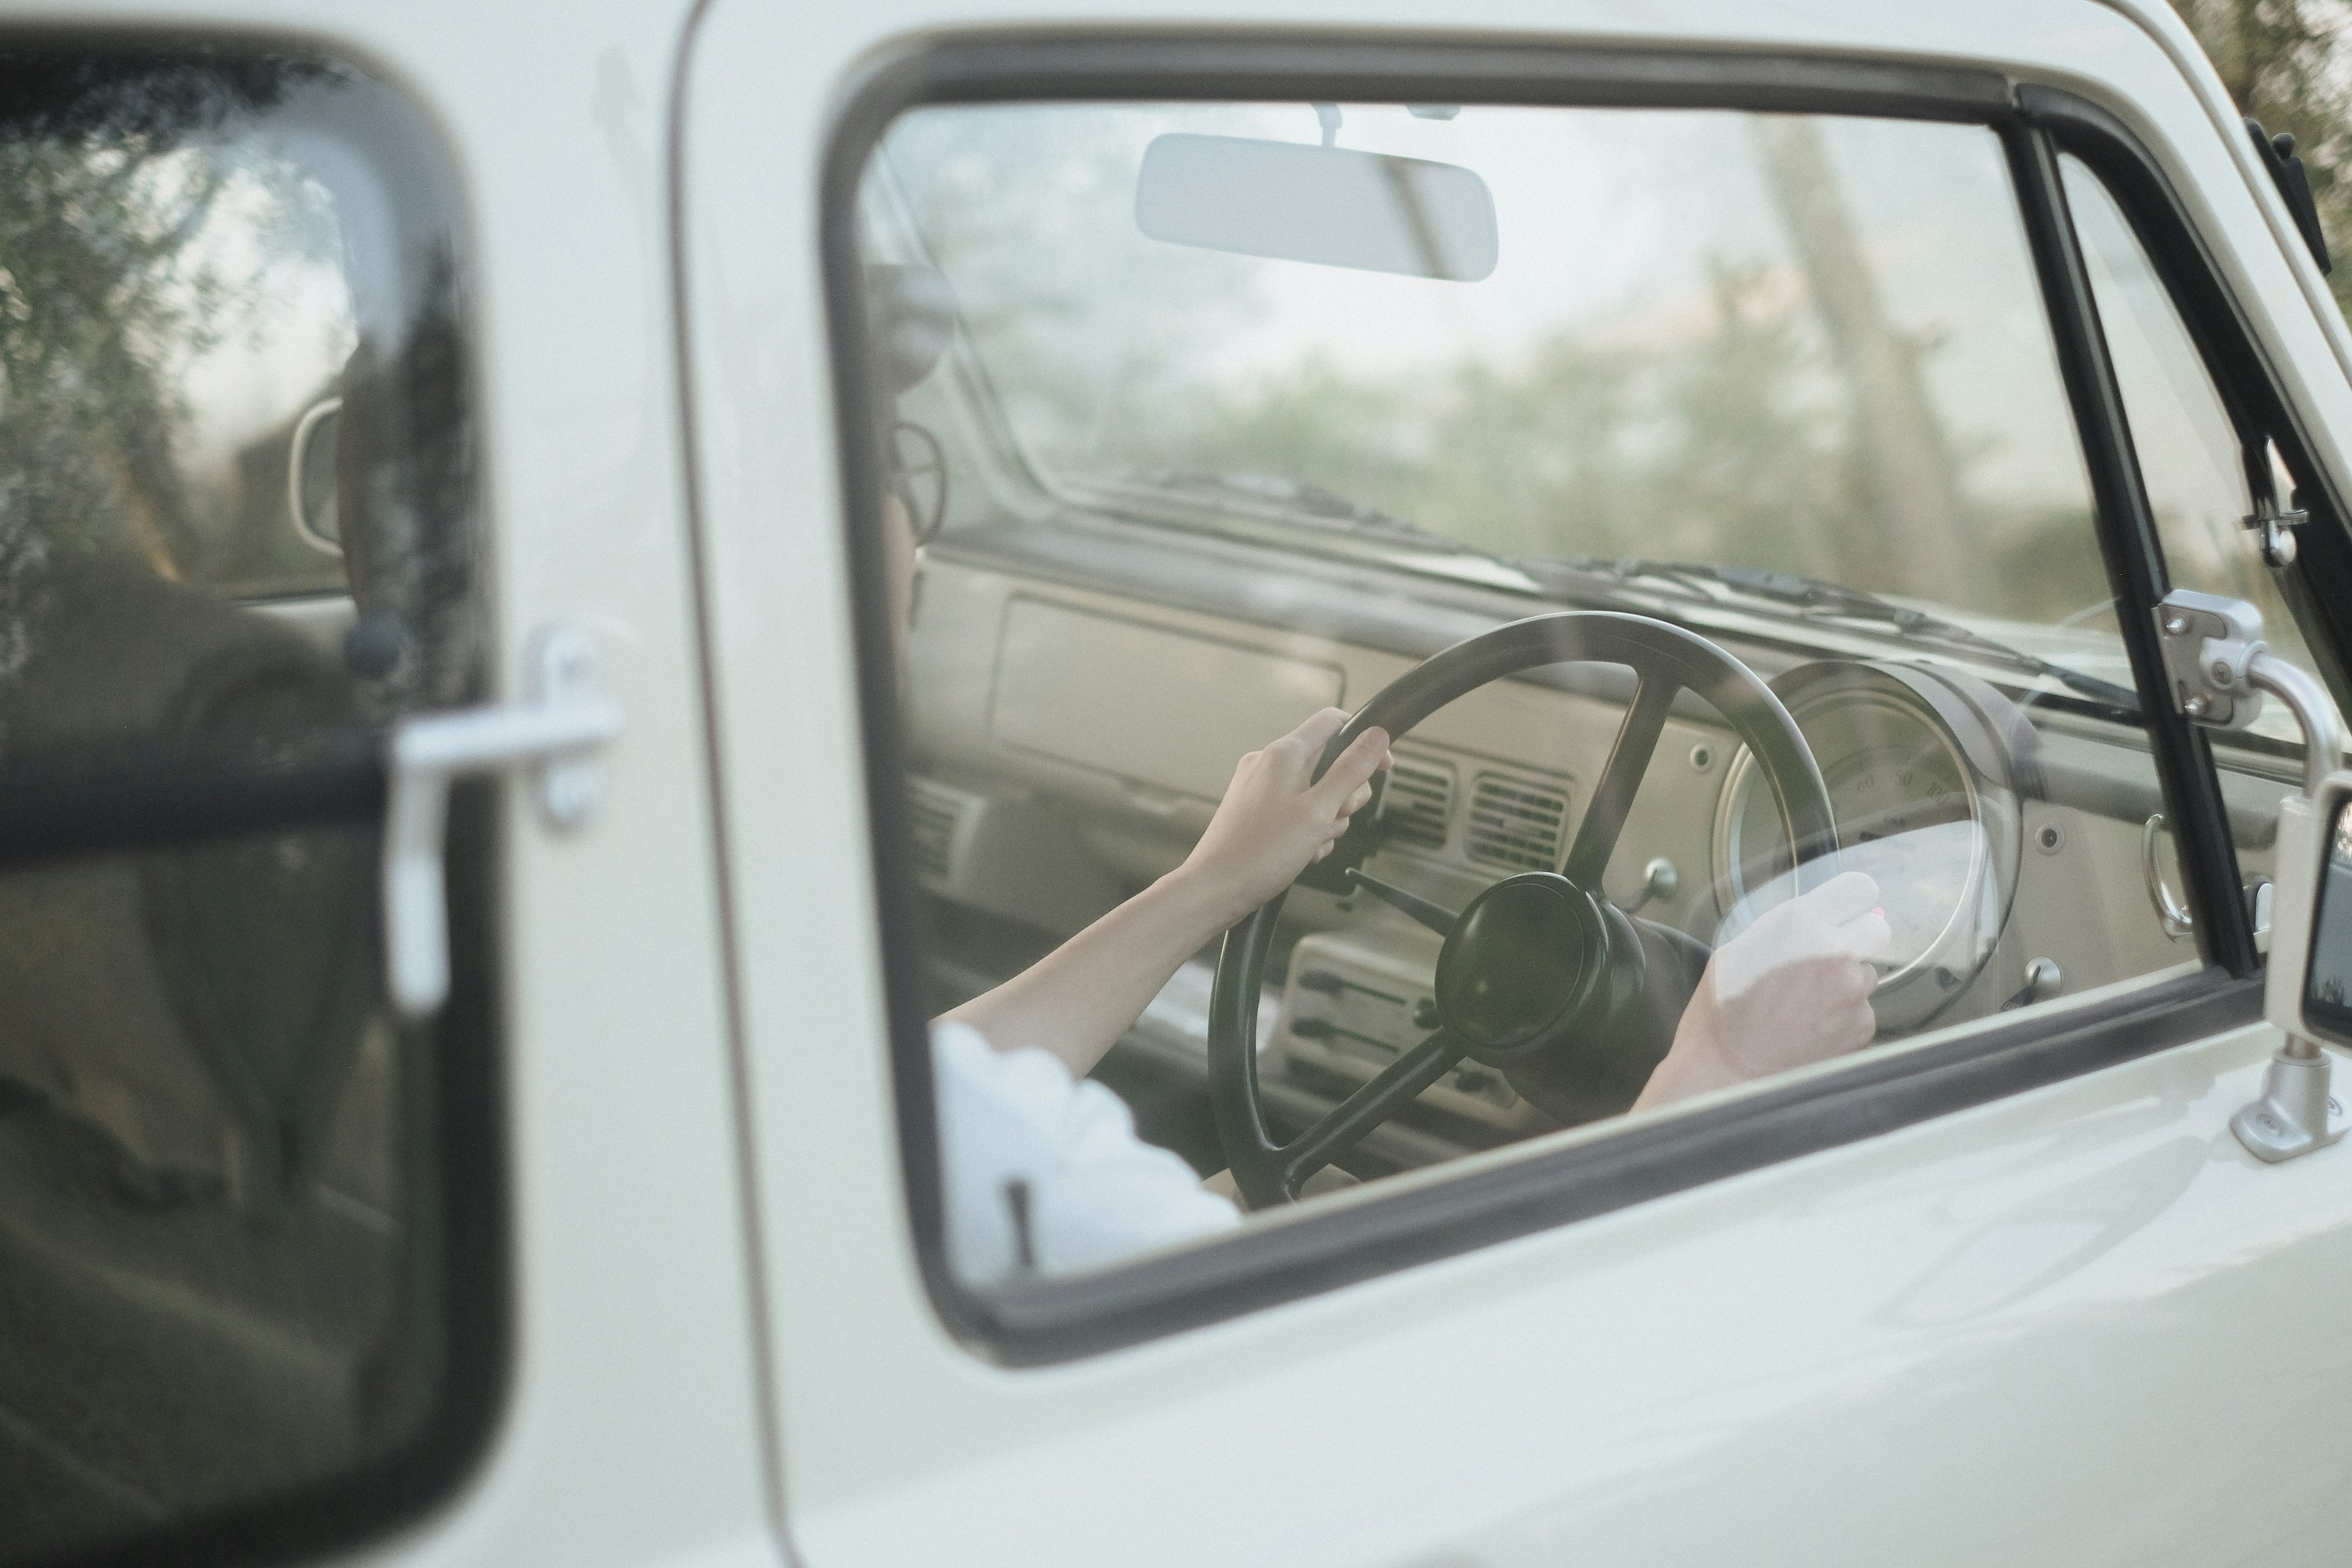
[385,627,620,1018]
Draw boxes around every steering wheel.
[1205,611,1837,1207]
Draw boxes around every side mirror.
[1134,132,1498,282]
[2264,774,2352,1050]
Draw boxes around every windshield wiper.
[1102,472,1715,614]
[1109,470,1472,550]
[1589,557,2143,714]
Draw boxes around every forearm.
[943,867,1248,1077]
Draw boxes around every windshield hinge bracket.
[2156,589,2268,729]
[384,627,620,1019]
[2241,435,2305,568]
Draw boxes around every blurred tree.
[0,56,333,588]
[2171,0,2352,315]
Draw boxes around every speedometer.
[1711,662,2029,1034]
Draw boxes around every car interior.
[859,99,2322,1254]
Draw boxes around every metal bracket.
[2155,589,2267,729]
[2230,1052,2348,1163]
[2244,505,2304,570]
[384,628,620,1019]
[2239,435,2305,569]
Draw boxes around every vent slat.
[1380,756,1454,853]
[1465,771,1569,872]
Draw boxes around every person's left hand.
[1177,708,1391,926]
[1634,870,1891,1111]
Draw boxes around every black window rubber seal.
[818,32,2260,1367]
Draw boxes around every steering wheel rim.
[1206,611,1836,1208]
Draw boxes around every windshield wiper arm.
[1598,557,2143,713]
[1112,470,1471,549]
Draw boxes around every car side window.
[0,48,490,1564]
[843,96,2206,1316]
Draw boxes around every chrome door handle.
[385,628,619,1017]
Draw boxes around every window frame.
[823,35,2302,1365]
[0,41,509,1568]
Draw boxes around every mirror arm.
[2249,652,2343,801]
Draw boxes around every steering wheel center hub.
[1434,873,1605,1053]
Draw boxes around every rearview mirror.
[1134,133,1498,282]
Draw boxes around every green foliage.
[0,58,341,592]
[2171,0,2352,316]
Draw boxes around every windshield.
[875,103,2120,639]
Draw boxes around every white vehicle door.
[682,3,2352,1564]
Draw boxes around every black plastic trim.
[872,34,2010,120]
[820,34,2250,1366]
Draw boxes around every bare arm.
[944,709,1390,1077]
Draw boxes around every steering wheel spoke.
[1344,866,1460,936]
[1564,673,1678,888]
[1280,1028,1469,1195]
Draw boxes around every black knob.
[1412,998,1440,1030]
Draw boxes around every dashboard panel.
[902,518,2296,1163]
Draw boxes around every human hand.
[1178,708,1391,927]
[1634,870,1891,1111]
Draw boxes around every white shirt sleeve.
[932,1020,1239,1286]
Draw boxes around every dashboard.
[902,514,2290,1166]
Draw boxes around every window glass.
[2064,153,2337,759]
[853,102,2198,1295]
[0,50,483,1561]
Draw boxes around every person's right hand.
[1634,870,1891,1112]
[1176,707,1390,928]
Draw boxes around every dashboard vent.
[907,778,963,882]
[1380,755,1455,853]
[1464,771,1569,872]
